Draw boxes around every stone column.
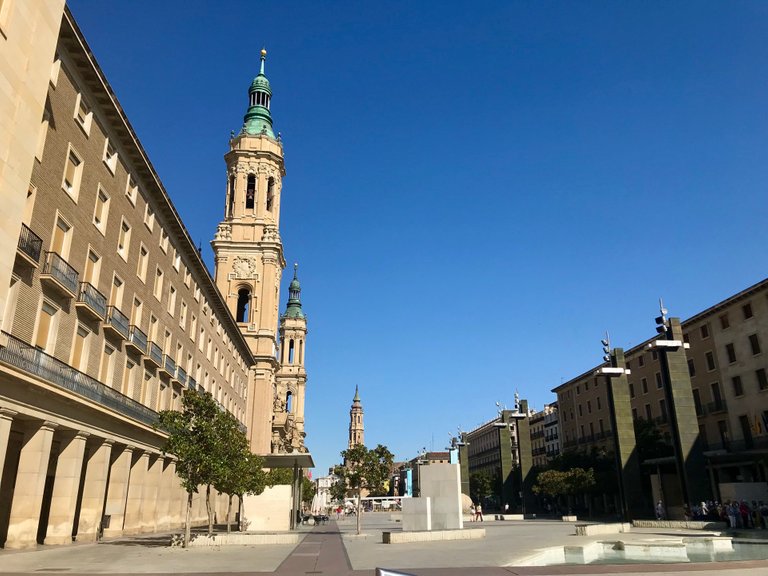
[76,439,112,542]
[155,458,173,531]
[517,401,535,515]
[102,445,133,539]
[0,408,17,485]
[123,451,149,535]
[45,431,89,545]
[4,420,57,549]
[140,454,162,533]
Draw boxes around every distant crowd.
[686,500,768,529]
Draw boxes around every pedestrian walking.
[476,502,484,522]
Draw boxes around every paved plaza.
[1,514,768,576]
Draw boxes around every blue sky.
[69,1,768,475]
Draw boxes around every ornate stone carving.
[213,223,231,240]
[232,256,258,279]
[262,226,281,243]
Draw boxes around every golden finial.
[261,48,267,58]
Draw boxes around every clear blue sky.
[69,1,768,475]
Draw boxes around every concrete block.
[574,522,630,536]
[171,532,300,547]
[241,485,292,531]
[402,497,431,532]
[382,528,485,544]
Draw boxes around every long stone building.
[0,4,309,548]
[553,277,768,507]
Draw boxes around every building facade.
[529,403,559,468]
[553,278,768,502]
[0,6,307,548]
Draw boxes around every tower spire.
[282,262,305,319]
[242,47,274,137]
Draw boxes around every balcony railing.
[127,325,148,355]
[163,354,176,378]
[41,251,78,296]
[104,306,130,340]
[17,223,43,265]
[146,341,163,367]
[76,282,107,320]
[0,331,157,426]
[706,400,727,414]
[176,366,187,385]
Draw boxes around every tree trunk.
[184,491,192,548]
[206,484,213,535]
[237,494,243,532]
[227,494,232,534]
[356,490,362,535]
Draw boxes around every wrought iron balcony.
[176,365,187,385]
[75,282,107,321]
[706,400,727,414]
[145,341,163,368]
[126,325,148,355]
[40,251,78,297]
[162,354,176,378]
[16,223,43,266]
[0,331,157,427]
[103,306,130,340]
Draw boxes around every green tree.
[266,467,293,485]
[329,473,348,504]
[302,475,316,506]
[333,444,394,534]
[533,467,596,514]
[634,418,674,461]
[157,390,221,547]
[469,469,495,505]
[211,410,267,533]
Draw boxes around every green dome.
[242,49,275,138]
[282,263,306,320]
[249,74,272,95]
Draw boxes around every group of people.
[468,503,484,522]
[684,499,768,529]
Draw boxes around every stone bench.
[382,528,485,544]
[171,532,301,547]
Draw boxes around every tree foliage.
[157,390,264,545]
[469,469,496,504]
[532,467,596,499]
[634,418,674,461]
[333,443,394,534]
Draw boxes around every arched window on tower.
[227,176,235,217]
[246,175,256,210]
[286,391,293,413]
[266,177,274,212]
[288,339,295,364]
[236,288,251,323]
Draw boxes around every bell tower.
[273,264,308,453]
[211,49,286,454]
[348,386,365,449]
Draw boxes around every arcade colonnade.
[0,407,230,549]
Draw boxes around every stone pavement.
[1,515,768,576]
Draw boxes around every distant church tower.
[273,264,308,453]
[348,386,364,449]
[211,49,307,454]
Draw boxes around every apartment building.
[553,277,768,499]
[529,403,559,468]
[0,8,257,548]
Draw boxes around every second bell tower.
[211,49,286,454]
